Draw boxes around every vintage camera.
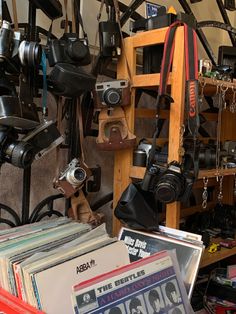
[0,121,64,169]
[0,125,35,169]
[47,33,91,67]
[95,80,130,109]
[0,20,21,62]
[53,158,92,198]
[133,140,168,167]
[21,120,64,160]
[141,161,194,204]
[133,140,152,167]
[99,6,121,58]
[0,20,42,68]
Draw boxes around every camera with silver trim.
[95,80,130,109]
[0,20,42,69]
[53,158,92,198]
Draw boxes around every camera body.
[0,125,35,169]
[47,33,91,67]
[141,161,194,204]
[0,20,42,68]
[54,158,92,198]
[99,21,121,58]
[133,140,168,167]
[0,20,21,62]
[95,80,130,109]
[0,121,64,169]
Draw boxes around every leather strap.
[0,0,2,25]
[63,0,68,33]
[154,22,200,178]
[74,0,88,39]
[77,97,85,163]
[158,21,199,137]
[11,0,18,30]
[71,0,76,33]
[112,0,133,83]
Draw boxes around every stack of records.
[0,218,130,314]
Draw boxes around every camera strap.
[74,0,89,40]
[0,0,2,25]
[11,0,18,30]
[112,0,133,84]
[63,0,69,33]
[158,21,199,138]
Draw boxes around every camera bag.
[48,63,96,97]
[114,182,159,231]
[96,107,136,150]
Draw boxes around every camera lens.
[155,174,183,204]
[103,88,121,106]
[67,167,87,186]
[19,41,42,67]
[74,168,86,182]
[133,149,147,167]
[67,40,88,61]
[4,141,35,169]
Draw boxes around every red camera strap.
[158,21,199,137]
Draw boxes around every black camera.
[0,121,64,169]
[21,120,64,160]
[99,6,121,58]
[0,125,35,169]
[133,140,168,167]
[95,80,130,109]
[141,161,194,204]
[53,158,92,198]
[47,33,91,67]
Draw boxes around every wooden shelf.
[130,166,236,180]
[201,238,236,268]
[198,168,236,179]
[199,76,236,99]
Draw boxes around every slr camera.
[47,33,91,67]
[95,80,130,109]
[141,161,194,204]
[53,158,92,198]
[99,6,121,58]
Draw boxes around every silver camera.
[95,79,130,109]
[53,158,91,198]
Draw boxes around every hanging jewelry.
[199,79,206,110]
[233,174,236,198]
[178,124,185,157]
[220,84,228,110]
[230,86,236,113]
[217,175,224,204]
[202,177,208,209]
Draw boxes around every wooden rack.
[112,26,236,267]
[113,26,186,235]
